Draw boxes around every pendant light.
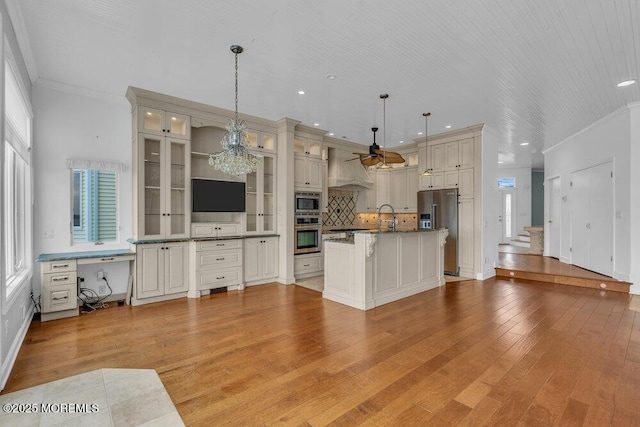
[420,112,432,176]
[378,93,392,170]
[209,45,263,176]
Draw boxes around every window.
[498,177,516,188]
[72,168,117,243]
[3,44,33,303]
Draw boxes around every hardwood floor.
[4,279,639,426]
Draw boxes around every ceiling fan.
[348,126,405,167]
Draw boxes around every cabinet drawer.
[43,272,78,287]
[196,268,242,290]
[196,239,242,251]
[196,249,242,270]
[42,283,77,313]
[41,260,77,274]
[294,255,323,274]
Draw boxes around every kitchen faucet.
[377,204,397,232]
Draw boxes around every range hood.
[327,148,374,190]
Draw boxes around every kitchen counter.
[323,229,449,310]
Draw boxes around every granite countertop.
[36,249,135,263]
[352,228,437,234]
[128,234,279,245]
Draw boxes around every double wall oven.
[294,192,322,255]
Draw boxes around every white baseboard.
[0,306,34,391]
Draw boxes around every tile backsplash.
[322,188,418,231]
[322,189,356,228]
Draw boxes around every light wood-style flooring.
[4,277,639,426]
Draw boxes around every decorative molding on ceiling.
[35,78,129,105]
[4,0,38,84]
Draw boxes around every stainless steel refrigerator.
[417,188,459,275]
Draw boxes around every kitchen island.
[323,229,448,310]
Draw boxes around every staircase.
[510,231,530,248]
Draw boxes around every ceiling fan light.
[378,162,392,170]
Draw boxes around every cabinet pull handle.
[101,257,114,261]
[52,276,69,282]
[52,264,69,269]
[52,296,68,301]
[303,264,310,267]
[216,258,225,261]
[216,276,225,280]
[216,243,224,246]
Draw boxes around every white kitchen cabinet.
[244,237,279,284]
[138,107,190,140]
[459,138,475,169]
[389,166,418,212]
[355,184,377,213]
[192,239,243,292]
[246,130,277,153]
[294,137,322,158]
[429,144,446,174]
[135,133,190,240]
[445,138,474,171]
[419,172,444,191]
[294,253,323,278]
[294,154,323,191]
[458,198,474,277]
[191,222,241,238]
[376,171,390,207]
[322,160,329,212]
[41,260,78,317]
[458,168,474,198]
[246,154,276,234]
[136,242,189,300]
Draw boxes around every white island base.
[323,229,449,310]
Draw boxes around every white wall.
[544,105,633,287]
[629,105,640,293]
[497,167,532,236]
[481,125,500,279]
[32,85,132,296]
[0,0,37,389]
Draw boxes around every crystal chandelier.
[209,45,263,176]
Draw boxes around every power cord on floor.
[78,276,113,313]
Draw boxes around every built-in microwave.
[295,192,321,214]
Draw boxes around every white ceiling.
[11,0,640,169]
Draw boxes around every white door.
[570,162,613,276]
[500,189,515,244]
[547,176,561,258]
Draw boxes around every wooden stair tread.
[495,267,631,293]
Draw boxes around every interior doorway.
[547,176,561,258]
[500,188,516,244]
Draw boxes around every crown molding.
[4,0,38,84]
[36,78,128,105]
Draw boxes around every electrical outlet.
[98,284,107,295]
[97,270,104,280]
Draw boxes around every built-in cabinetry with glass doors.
[135,133,190,240]
[246,154,276,234]
[139,107,190,139]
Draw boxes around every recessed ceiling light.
[314,123,320,126]
[326,74,337,80]
[418,132,423,135]
[328,132,334,136]
[298,90,305,95]
[520,142,529,146]
[445,125,452,129]
[498,161,504,164]
[617,79,637,87]
[399,140,404,144]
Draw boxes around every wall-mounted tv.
[192,179,246,212]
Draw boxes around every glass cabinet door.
[262,156,275,232]
[140,107,190,139]
[143,136,163,237]
[246,168,258,233]
[167,139,188,237]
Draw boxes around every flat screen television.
[192,179,246,212]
